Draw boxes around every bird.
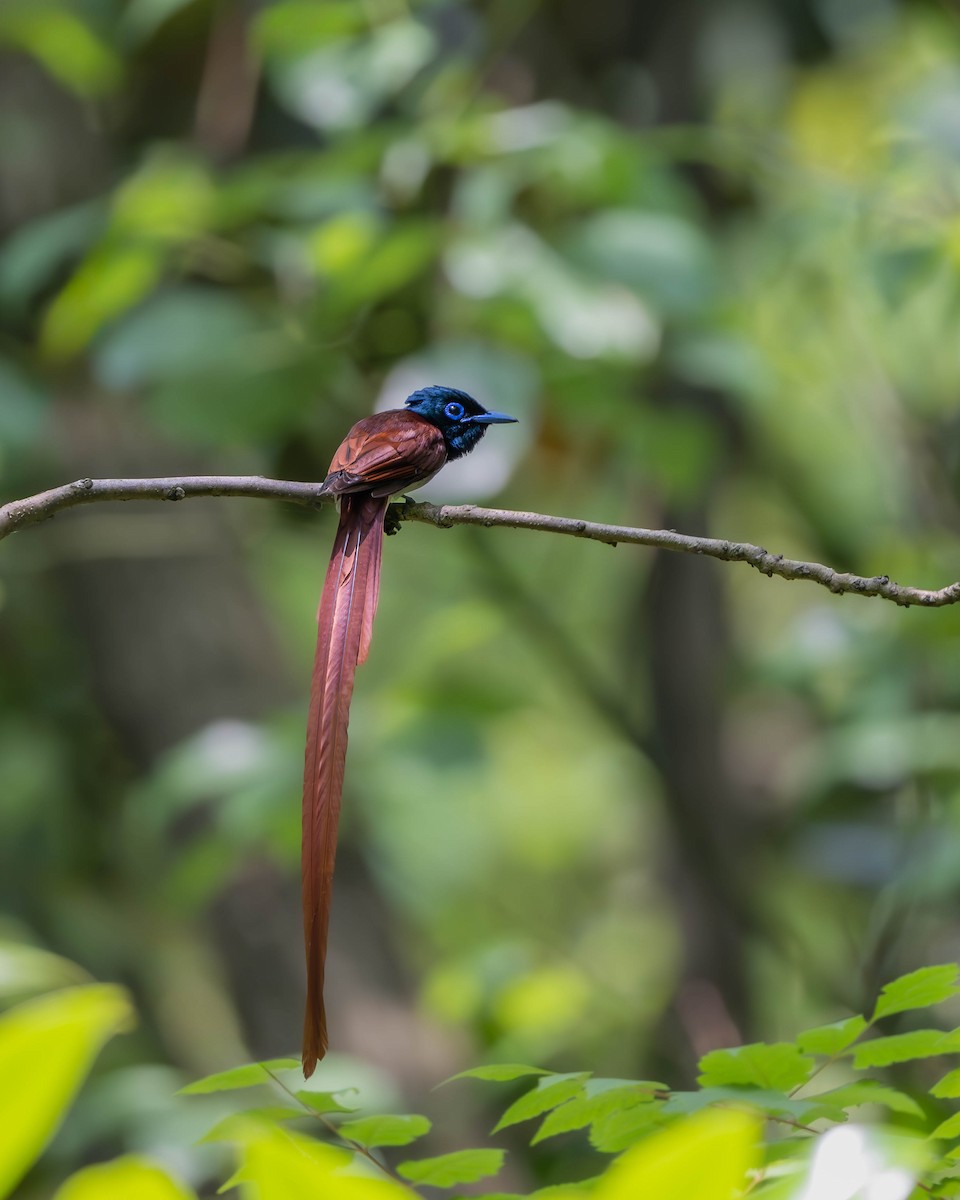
[301,386,518,1076]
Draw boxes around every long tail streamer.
[301,493,389,1076]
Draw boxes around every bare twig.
[1,475,958,609]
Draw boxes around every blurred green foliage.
[4,0,960,1194]
[5,955,960,1196]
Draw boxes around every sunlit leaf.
[445,1064,550,1084]
[254,1,367,57]
[933,1112,960,1141]
[337,1114,432,1148]
[697,1043,814,1092]
[852,1030,960,1069]
[307,213,380,276]
[788,68,882,179]
[225,1122,404,1200]
[590,1103,665,1154]
[0,985,134,1198]
[53,1156,196,1200]
[334,221,440,308]
[295,1088,360,1114]
[592,1108,759,1200]
[494,1074,590,1132]
[872,965,960,1021]
[179,1058,300,1094]
[397,1149,505,1187]
[797,1015,867,1056]
[112,155,215,243]
[199,1108,305,1143]
[533,1084,663,1144]
[41,243,162,359]
[932,1070,960,1099]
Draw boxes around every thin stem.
[1,475,958,609]
[264,1068,421,1195]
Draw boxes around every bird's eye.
[444,401,465,420]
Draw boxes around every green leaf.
[933,1112,960,1141]
[796,1015,867,1056]
[0,984,134,1198]
[873,965,960,1020]
[337,1114,432,1148]
[592,1109,759,1200]
[814,1080,923,1117]
[41,243,163,359]
[224,1122,405,1199]
[0,203,103,314]
[0,940,88,1001]
[199,1108,306,1143]
[112,155,214,242]
[445,1064,549,1084]
[179,1058,301,1094]
[494,1074,590,1132]
[532,1189,595,1200]
[334,221,439,308]
[851,1029,960,1069]
[0,6,121,97]
[253,1,367,57]
[697,1043,814,1092]
[663,1087,846,1124]
[590,1102,666,1154]
[53,1155,197,1200]
[932,1070,960,1099]
[295,1088,360,1114]
[533,1084,663,1145]
[397,1149,505,1187]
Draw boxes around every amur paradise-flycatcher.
[301,386,518,1076]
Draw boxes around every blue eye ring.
[444,401,465,420]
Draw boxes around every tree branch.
[1,475,957,609]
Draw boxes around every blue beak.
[469,410,518,424]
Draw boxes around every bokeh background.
[3,0,960,1192]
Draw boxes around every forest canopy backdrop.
[3,0,960,1196]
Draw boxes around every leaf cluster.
[6,956,960,1198]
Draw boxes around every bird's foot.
[385,496,415,536]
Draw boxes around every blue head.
[404,386,517,460]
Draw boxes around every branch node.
[73,478,94,492]
[166,486,187,502]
